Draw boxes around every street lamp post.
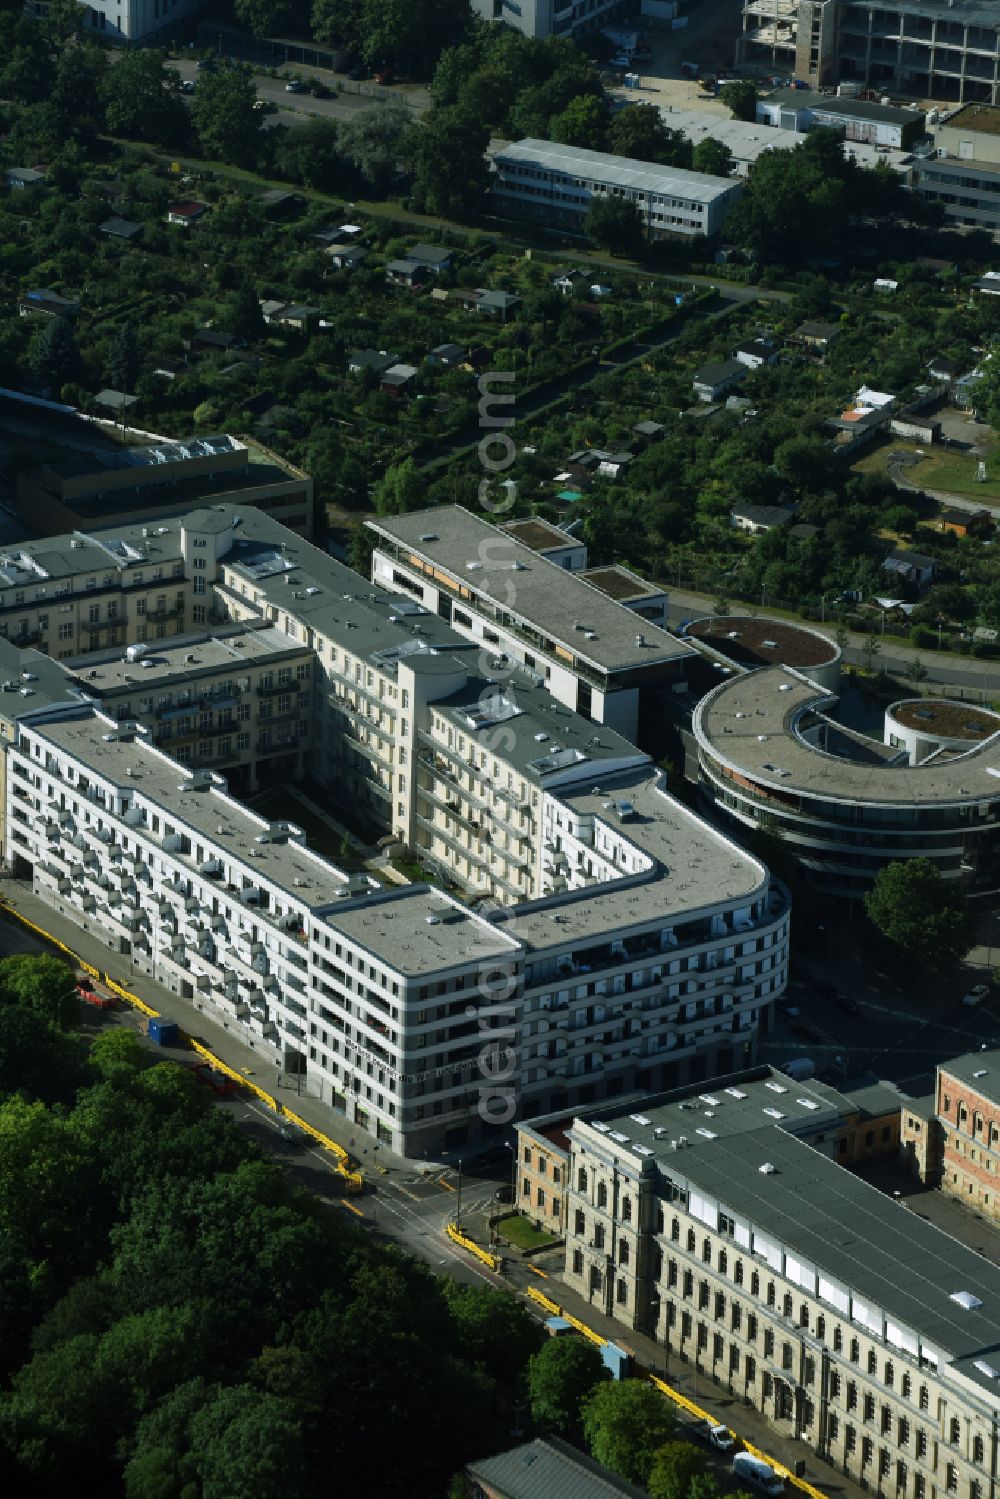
[456,1157,463,1232]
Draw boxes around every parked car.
[195,58,214,70]
[309,79,332,97]
[285,78,305,93]
[776,998,801,1019]
[180,79,195,93]
[963,984,992,1008]
[346,66,363,79]
[696,1422,736,1453]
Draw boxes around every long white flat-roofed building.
[489,139,743,240]
[367,505,694,742]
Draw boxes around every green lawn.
[498,1214,562,1252]
[854,439,1000,505]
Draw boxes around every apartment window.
[751,1271,759,1297]
[574,1209,584,1235]
[58,623,73,640]
[622,1196,631,1223]
[734,1260,743,1286]
[868,1350,878,1375]
[618,1239,630,1266]
[845,1425,857,1455]
[916,1431,927,1458]
[862,1437,873,1468]
[898,1418,910,1447]
[850,1338,860,1364]
[918,1386,929,1412]
[901,1372,911,1399]
[847,1381,858,1413]
[914,1477,925,1499]
[616,1278,627,1305]
[578,1168,587,1191]
[718,1249,728,1275]
[884,1361,894,1388]
[881,1405,892,1436]
[573,1250,583,1274]
[783,1293,793,1318]
[863,1394,875,1423]
[830,1371,841,1399]
[949,1418,961,1445]
[766,1282,776,1308]
[593,1226,604,1250]
[973,1435,985,1465]
[833,1325,843,1353]
[945,1464,958,1493]
[597,1183,607,1209]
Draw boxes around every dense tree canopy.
[864,858,974,972]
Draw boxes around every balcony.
[257,680,301,698]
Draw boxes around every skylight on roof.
[635,1145,653,1157]
[797,1098,820,1110]
[765,1081,788,1094]
[695,1127,717,1140]
[592,1121,610,1133]
[974,1360,999,1380]
[608,1131,629,1143]
[699,1095,721,1107]
[725,1087,748,1100]
[630,1114,652,1126]
[762,1107,785,1120]
[950,1291,983,1310]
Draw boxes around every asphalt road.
[165,58,420,127]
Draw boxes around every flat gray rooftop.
[584,1076,1000,1394]
[320,886,521,977]
[507,768,771,954]
[430,668,647,785]
[64,623,308,695]
[0,516,185,592]
[367,507,692,677]
[494,138,737,204]
[695,666,1000,806]
[220,514,468,668]
[940,1047,1000,1105]
[34,711,349,911]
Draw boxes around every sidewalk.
[460,1203,865,1499]
[0,876,410,1176]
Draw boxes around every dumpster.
[148,1016,179,1046]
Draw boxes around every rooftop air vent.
[635,633,646,647]
[950,1291,983,1310]
[418,533,438,543]
[425,914,441,925]
[759,1162,777,1175]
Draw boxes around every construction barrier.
[447,1221,501,1273]
[0,899,365,1195]
[525,1285,561,1317]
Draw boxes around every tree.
[107,322,140,394]
[905,657,928,685]
[405,106,490,215]
[581,1380,678,1486]
[191,66,264,168]
[86,1029,146,1081]
[862,631,881,673]
[228,281,265,346]
[864,858,974,972]
[610,104,691,167]
[101,49,186,148]
[234,0,306,37]
[272,118,344,191]
[772,435,832,494]
[50,42,107,135]
[359,0,471,77]
[27,317,80,390]
[338,103,411,190]
[648,1440,709,1499]
[719,79,757,121]
[187,1384,308,1499]
[692,137,734,178]
[527,1336,608,1436]
[550,93,610,151]
[0,955,78,1029]
[584,196,644,258]
[441,1281,544,1388]
[372,458,427,516]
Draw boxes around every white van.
[733,1452,785,1495]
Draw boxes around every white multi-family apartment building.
[2,502,790,1155]
[559,1067,1000,1499]
[367,505,694,742]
